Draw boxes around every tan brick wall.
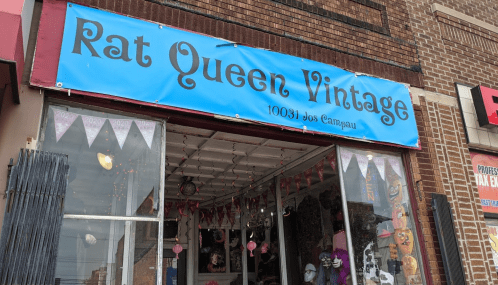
[410,92,498,285]
[406,0,498,97]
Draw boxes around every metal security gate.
[0,149,69,285]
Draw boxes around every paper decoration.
[286,177,292,196]
[225,203,235,226]
[205,208,214,226]
[262,190,268,208]
[252,196,260,211]
[164,201,173,219]
[233,198,241,214]
[109,118,133,149]
[175,201,188,220]
[269,183,276,201]
[280,178,285,193]
[304,168,313,188]
[388,157,402,177]
[228,213,236,227]
[217,205,225,227]
[294,174,302,194]
[187,200,199,215]
[356,154,369,178]
[314,159,325,182]
[340,149,354,171]
[373,157,385,180]
[135,120,156,149]
[327,151,337,172]
[81,115,106,147]
[53,109,79,142]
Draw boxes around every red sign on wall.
[471,152,498,214]
[471,85,498,127]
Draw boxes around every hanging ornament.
[280,178,285,194]
[247,241,257,257]
[173,243,183,259]
[225,203,235,227]
[314,159,324,182]
[285,177,292,196]
[233,198,241,214]
[304,167,313,188]
[199,232,203,248]
[187,200,199,215]
[326,151,337,172]
[205,208,214,226]
[294,173,302,194]
[199,209,206,229]
[252,196,260,212]
[269,183,276,201]
[217,206,225,227]
[175,201,188,220]
[164,201,173,219]
[262,190,268,209]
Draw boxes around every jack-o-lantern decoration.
[402,255,418,279]
[394,228,414,255]
[387,179,403,205]
[392,204,407,229]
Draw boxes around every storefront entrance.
[40,101,425,285]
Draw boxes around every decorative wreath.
[214,229,226,244]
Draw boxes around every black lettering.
[270,73,289,98]
[72,17,103,57]
[334,87,350,109]
[362,92,380,113]
[134,36,152,67]
[226,64,245,87]
[103,35,132,61]
[395,100,409,120]
[202,57,223,82]
[324,77,331,104]
[248,69,267,92]
[302,70,322,102]
[350,85,363,111]
[380,96,395,126]
[169,41,199,90]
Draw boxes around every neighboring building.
[0,0,496,285]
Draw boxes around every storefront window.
[339,147,424,285]
[40,103,165,285]
[41,105,161,217]
[485,219,498,274]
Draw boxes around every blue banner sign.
[56,3,419,148]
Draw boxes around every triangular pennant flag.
[175,201,188,220]
[294,173,302,194]
[187,200,199,215]
[356,154,369,178]
[217,206,225,227]
[388,157,402,177]
[304,168,313,188]
[373,157,385,180]
[340,149,354,171]
[327,151,337,172]
[53,109,79,142]
[109,119,133,149]
[164,202,173,219]
[135,120,156,149]
[286,177,292,196]
[314,159,325,182]
[81,115,106,147]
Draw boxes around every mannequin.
[304,263,317,284]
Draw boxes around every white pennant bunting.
[356,154,369,178]
[53,109,79,142]
[340,149,354,171]
[109,119,133,149]
[135,120,156,149]
[387,157,402,177]
[81,115,106,148]
[372,157,385,180]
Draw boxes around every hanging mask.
[392,203,407,230]
[320,255,332,269]
[304,263,316,282]
[387,179,403,205]
[394,228,414,255]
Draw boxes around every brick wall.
[409,91,498,285]
[406,0,498,97]
[67,0,423,87]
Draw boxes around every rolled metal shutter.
[432,193,466,285]
[0,149,69,285]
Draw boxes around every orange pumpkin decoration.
[394,228,414,255]
[392,204,407,229]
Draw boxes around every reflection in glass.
[198,229,227,273]
[340,147,423,285]
[485,219,498,274]
[54,219,158,285]
[41,106,161,217]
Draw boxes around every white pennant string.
[109,119,133,149]
[135,120,156,149]
[81,115,106,148]
[53,108,79,142]
[356,154,369,178]
[387,157,402,177]
[340,149,354,171]
[372,157,385,180]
